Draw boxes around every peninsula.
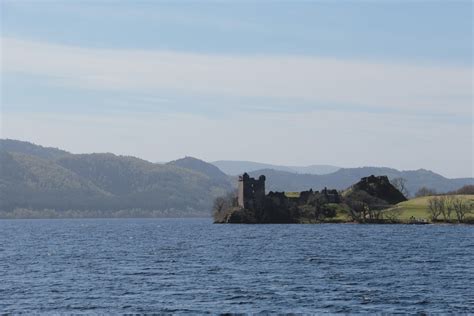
[214,173,410,224]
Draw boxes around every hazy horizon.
[1,2,472,178]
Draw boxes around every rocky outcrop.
[351,175,407,204]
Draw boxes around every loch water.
[1,218,473,314]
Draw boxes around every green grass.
[298,196,474,224]
[389,195,474,221]
[284,192,301,198]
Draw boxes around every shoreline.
[0,216,472,225]
[214,222,473,225]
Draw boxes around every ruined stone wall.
[238,176,245,207]
[237,173,342,211]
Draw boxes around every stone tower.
[237,173,266,210]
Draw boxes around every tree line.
[427,195,473,223]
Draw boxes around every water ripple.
[0,218,473,314]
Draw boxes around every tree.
[455,185,474,195]
[300,194,337,221]
[212,190,237,222]
[391,177,409,197]
[427,197,443,221]
[345,198,367,222]
[344,190,388,222]
[452,197,472,223]
[415,187,437,197]
[440,195,454,221]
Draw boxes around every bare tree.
[441,195,454,221]
[452,197,472,223]
[346,199,367,222]
[391,177,409,197]
[344,190,387,222]
[212,197,227,215]
[212,190,238,222]
[427,197,443,221]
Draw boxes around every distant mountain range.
[247,168,472,197]
[214,160,472,197]
[212,160,340,175]
[1,139,472,217]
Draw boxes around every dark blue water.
[1,219,473,314]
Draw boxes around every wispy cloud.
[2,37,472,116]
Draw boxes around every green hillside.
[389,195,474,221]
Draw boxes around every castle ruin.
[237,173,340,211]
[238,173,266,210]
[217,173,406,224]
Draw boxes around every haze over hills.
[0,139,472,218]
[212,160,340,175]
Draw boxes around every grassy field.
[300,195,474,224]
[389,195,474,221]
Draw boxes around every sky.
[0,1,472,178]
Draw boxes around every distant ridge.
[212,160,340,175]
[248,168,473,197]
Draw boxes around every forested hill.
[0,139,233,216]
[168,156,230,187]
[248,168,473,197]
[0,138,70,160]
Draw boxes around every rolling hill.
[0,139,233,216]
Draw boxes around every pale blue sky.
[1,1,472,177]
